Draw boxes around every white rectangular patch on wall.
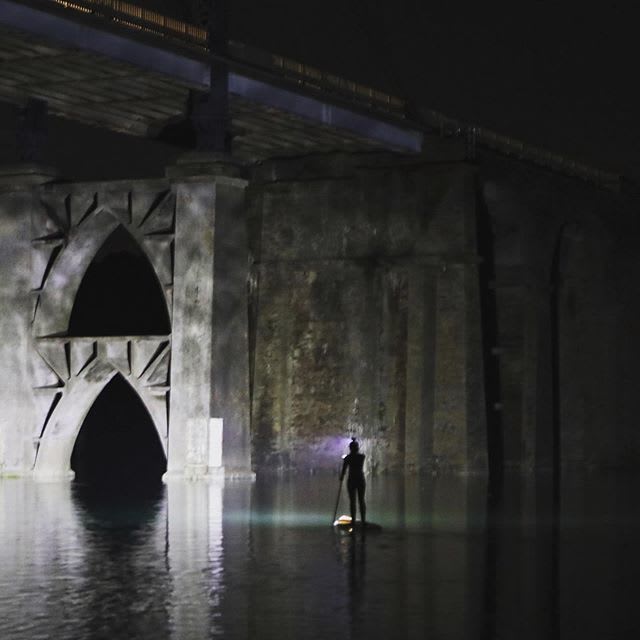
[209,418,223,468]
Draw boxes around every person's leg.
[347,484,356,523]
[357,483,366,524]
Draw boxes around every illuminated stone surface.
[0,146,638,479]
[0,161,252,479]
[248,157,486,473]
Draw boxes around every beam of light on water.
[166,481,225,639]
[245,510,337,527]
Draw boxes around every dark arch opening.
[68,225,170,336]
[71,374,166,493]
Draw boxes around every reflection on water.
[1,474,640,639]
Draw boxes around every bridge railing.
[417,107,623,191]
[43,0,407,117]
[50,0,207,43]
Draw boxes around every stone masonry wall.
[248,153,487,474]
[479,151,640,472]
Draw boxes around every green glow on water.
[238,510,337,527]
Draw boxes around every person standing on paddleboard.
[340,438,366,525]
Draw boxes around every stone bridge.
[0,1,634,482]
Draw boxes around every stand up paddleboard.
[333,514,382,533]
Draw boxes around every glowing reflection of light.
[166,480,225,639]
[0,481,86,637]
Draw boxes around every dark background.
[147,1,640,180]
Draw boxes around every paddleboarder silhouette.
[340,438,366,526]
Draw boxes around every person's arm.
[340,456,348,481]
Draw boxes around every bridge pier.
[0,156,252,482]
[165,154,253,480]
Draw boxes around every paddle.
[332,475,343,524]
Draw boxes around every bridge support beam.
[165,154,252,480]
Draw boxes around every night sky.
[140,0,639,182]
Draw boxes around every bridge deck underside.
[0,26,385,161]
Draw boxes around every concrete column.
[166,179,216,477]
[432,263,468,469]
[211,172,251,474]
[0,190,36,475]
[166,155,251,479]
[380,268,408,471]
[0,167,59,476]
[432,262,487,472]
[417,164,487,474]
[404,265,437,470]
[522,282,554,471]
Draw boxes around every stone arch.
[33,194,174,337]
[68,224,171,336]
[71,373,167,486]
[33,356,168,480]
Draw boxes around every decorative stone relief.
[29,183,176,474]
[32,336,172,468]
[31,185,176,337]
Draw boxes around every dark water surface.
[1,474,639,639]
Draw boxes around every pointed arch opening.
[70,373,166,491]
[68,225,170,336]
